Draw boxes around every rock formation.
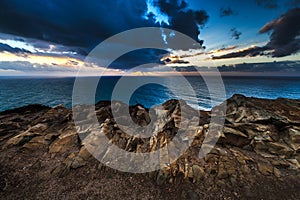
[0,94,299,199]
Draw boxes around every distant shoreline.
[1,72,300,78]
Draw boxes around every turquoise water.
[0,76,299,112]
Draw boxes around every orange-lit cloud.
[0,51,83,67]
[208,46,237,54]
[0,50,126,76]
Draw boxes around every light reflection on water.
[0,76,299,112]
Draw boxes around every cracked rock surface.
[0,94,299,199]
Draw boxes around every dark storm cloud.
[152,0,209,44]
[256,0,279,9]
[0,0,209,69]
[0,0,149,51]
[213,46,238,52]
[285,0,300,7]
[109,49,167,69]
[212,46,267,59]
[0,0,208,53]
[220,7,237,17]
[213,8,300,59]
[230,28,242,40]
[0,43,31,54]
[259,8,300,57]
[161,56,190,64]
[172,61,300,74]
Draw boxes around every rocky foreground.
[0,94,299,199]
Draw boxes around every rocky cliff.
[0,94,299,199]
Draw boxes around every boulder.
[49,133,78,154]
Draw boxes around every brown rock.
[220,126,250,147]
[23,136,47,149]
[70,156,86,169]
[1,96,300,199]
[78,146,92,161]
[257,163,273,176]
[273,167,281,178]
[267,142,294,157]
[49,133,78,154]
[4,123,48,148]
[289,127,300,143]
[51,164,69,177]
[188,165,205,183]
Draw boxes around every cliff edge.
[0,95,299,199]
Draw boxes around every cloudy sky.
[0,0,299,76]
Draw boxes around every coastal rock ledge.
[0,94,299,199]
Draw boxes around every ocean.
[0,76,299,112]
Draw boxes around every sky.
[0,0,299,76]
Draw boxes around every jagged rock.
[0,95,300,199]
[51,163,70,177]
[273,167,281,178]
[287,159,300,169]
[49,132,78,154]
[267,142,294,157]
[289,127,300,143]
[78,146,92,161]
[70,156,86,169]
[23,136,48,150]
[52,152,87,177]
[189,165,205,183]
[130,104,151,127]
[220,126,249,147]
[4,123,48,148]
[257,163,273,176]
[287,127,300,152]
